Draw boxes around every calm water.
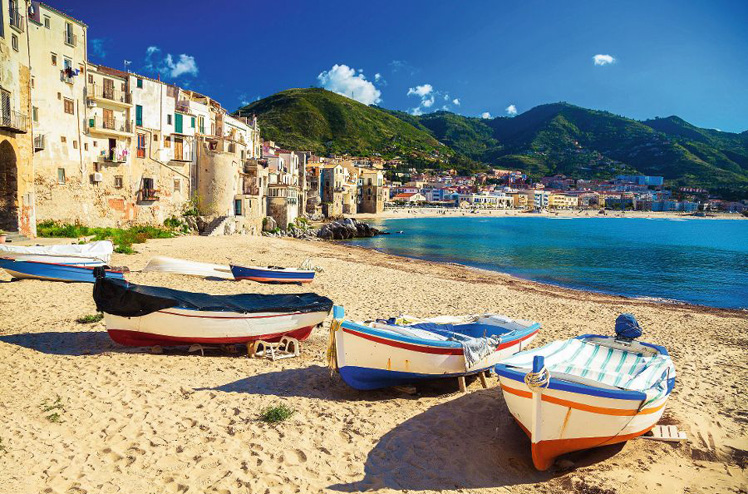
[347,217,748,309]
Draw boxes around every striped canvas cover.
[501,337,675,401]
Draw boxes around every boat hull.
[103,307,328,347]
[230,265,315,284]
[336,321,539,390]
[0,258,124,283]
[497,370,668,470]
[142,256,234,279]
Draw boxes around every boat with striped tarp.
[495,314,675,470]
[329,306,540,390]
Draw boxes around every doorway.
[0,140,18,231]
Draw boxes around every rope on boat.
[326,317,342,375]
[524,367,550,389]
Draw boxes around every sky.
[62,0,748,132]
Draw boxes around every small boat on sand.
[0,258,125,282]
[0,240,112,265]
[495,314,675,470]
[93,269,333,347]
[230,264,316,284]
[329,306,540,390]
[142,256,234,279]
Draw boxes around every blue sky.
[63,0,748,132]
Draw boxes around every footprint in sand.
[280,449,307,466]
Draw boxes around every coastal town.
[2,3,746,241]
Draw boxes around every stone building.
[0,0,35,236]
[358,169,385,214]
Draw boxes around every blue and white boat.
[329,306,540,390]
[230,264,315,284]
[495,314,675,470]
[0,240,112,265]
[0,258,125,283]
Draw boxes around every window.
[57,168,66,185]
[88,74,93,84]
[153,134,158,142]
[164,136,171,148]
[11,34,18,52]
[73,140,78,149]
[114,176,123,188]
[63,58,72,70]
[137,134,146,158]
[167,114,172,125]
[60,136,67,143]
[57,92,61,100]
[93,141,97,147]
[174,178,181,193]
[137,78,143,88]
[135,105,143,126]
[84,143,88,151]
[51,53,57,65]
[32,107,38,122]
[63,98,74,115]
[191,117,195,128]
[44,16,50,28]
[31,77,34,88]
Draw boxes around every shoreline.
[352,208,748,221]
[335,240,746,317]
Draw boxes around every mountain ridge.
[236,89,748,194]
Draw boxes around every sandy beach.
[0,234,746,494]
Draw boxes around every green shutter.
[175,113,183,133]
[135,105,143,126]
[191,117,195,128]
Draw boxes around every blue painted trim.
[494,364,648,401]
[333,305,345,320]
[340,320,462,349]
[341,318,539,350]
[0,259,124,283]
[339,365,491,390]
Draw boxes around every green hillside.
[236,88,748,193]
[234,88,457,167]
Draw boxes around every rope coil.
[524,367,550,389]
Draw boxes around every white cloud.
[593,54,616,66]
[481,112,492,119]
[407,84,433,97]
[144,46,199,79]
[317,64,382,105]
[505,104,517,116]
[389,60,419,75]
[452,98,460,106]
[90,38,106,59]
[374,73,382,81]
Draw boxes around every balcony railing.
[64,31,77,47]
[171,149,192,162]
[0,110,28,133]
[139,188,159,201]
[88,84,131,105]
[9,8,24,32]
[89,116,132,134]
[175,100,190,113]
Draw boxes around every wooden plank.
[479,373,488,389]
[641,425,688,442]
[458,376,467,393]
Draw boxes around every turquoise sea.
[347,217,748,309]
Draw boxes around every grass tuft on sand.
[260,404,295,424]
[76,313,104,324]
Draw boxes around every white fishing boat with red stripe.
[495,314,675,470]
[93,270,333,347]
[329,306,540,390]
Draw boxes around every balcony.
[64,31,77,47]
[175,100,190,113]
[0,110,28,133]
[88,116,132,137]
[88,84,131,107]
[97,150,127,163]
[171,149,193,162]
[9,8,24,32]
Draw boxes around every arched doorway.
[0,140,19,232]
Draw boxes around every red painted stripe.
[342,327,464,355]
[156,309,311,320]
[235,276,313,283]
[107,325,315,347]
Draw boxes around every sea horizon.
[347,216,748,310]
